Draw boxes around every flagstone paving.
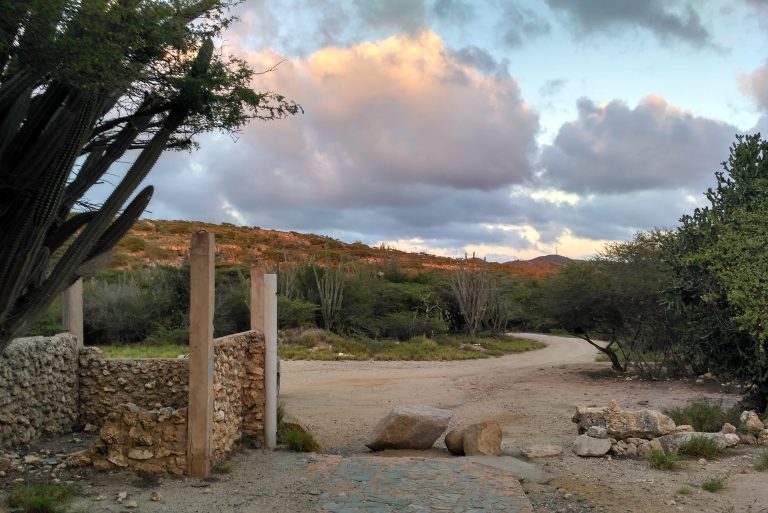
[312,456,533,513]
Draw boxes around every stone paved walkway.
[313,456,533,513]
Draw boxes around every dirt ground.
[5,333,768,513]
[279,333,768,513]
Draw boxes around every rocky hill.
[112,219,573,278]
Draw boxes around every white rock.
[572,434,612,457]
[521,444,564,458]
[724,433,740,447]
[125,500,138,509]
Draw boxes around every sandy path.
[280,334,768,512]
[279,333,598,453]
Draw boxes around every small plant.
[754,450,768,472]
[648,449,679,470]
[664,399,740,433]
[280,425,320,452]
[212,461,233,474]
[4,483,77,513]
[701,477,726,493]
[677,485,694,495]
[678,436,723,459]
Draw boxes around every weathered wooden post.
[264,273,278,449]
[250,266,264,333]
[62,278,84,348]
[187,232,215,477]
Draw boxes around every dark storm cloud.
[545,0,712,46]
[540,95,738,194]
[497,2,551,48]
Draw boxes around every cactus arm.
[44,211,96,250]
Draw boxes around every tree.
[0,0,300,349]
[450,256,490,339]
[541,231,681,374]
[665,134,768,410]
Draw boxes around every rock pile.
[571,400,768,458]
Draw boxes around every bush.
[5,483,77,513]
[648,449,678,470]
[701,477,726,493]
[277,296,317,329]
[279,425,321,452]
[678,436,723,459]
[664,399,740,432]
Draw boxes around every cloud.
[538,78,567,97]
[741,59,768,111]
[452,45,509,77]
[354,0,428,34]
[545,0,712,46]
[497,2,551,48]
[431,0,476,25]
[540,95,738,194]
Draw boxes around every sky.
[134,0,768,261]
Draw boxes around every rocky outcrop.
[0,334,79,447]
[366,405,453,451]
[462,421,502,456]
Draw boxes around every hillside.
[113,219,573,278]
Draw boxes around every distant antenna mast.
[555,246,558,256]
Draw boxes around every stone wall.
[212,331,265,460]
[76,403,188,475]
[0,334,79,448]
[78,348,189,426]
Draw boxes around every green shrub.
[5,483,77,513]
[664,399,740,432]
[678,436,723,459]
[648,449,678,470]
[701,477,726,493]
[212,461,233,474]
[677,485,694,495]
[277,296,317,329]
[279,426,320,452]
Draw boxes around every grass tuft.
[754,450,768,472]
[701,477,726,493]
[677,485,694,495]
[663,399,741,433]
[212,461,233,474]
[4,483,77,513]
[678,436,723,459]
[280,426,320,452]
[648,449,679,470]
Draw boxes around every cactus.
[0,2,301,350]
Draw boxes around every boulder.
[723,433,740,448]
[444,428,465,455]
[740,411,765,434]
[738,432,758,445]
[573,434,611,457]
[572,400,675,440]
[462,421,502,456]
[657,432,728,453]
[720,423,737,435]
[521,445,563,459]
[586,426,608,439]
[759,429,768,446]
[366,405,453,451]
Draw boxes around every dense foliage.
[0,0,299,349]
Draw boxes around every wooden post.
[264,273,278,449]
[62,278,84,348]
[187,232,215,478]
[250,266,264,333]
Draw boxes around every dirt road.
[281,333,768,513]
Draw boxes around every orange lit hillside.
[113,220,573,278]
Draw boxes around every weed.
[581,368,620,380]
[664,399,741,433]
[647,449,679,470]
[212,461,233,474]
[678,436,723,459]
[279,425,320,452]
[4,483,77,513]
[754,450,768,472]
[701,477,726,493]
[677,485,694,495]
